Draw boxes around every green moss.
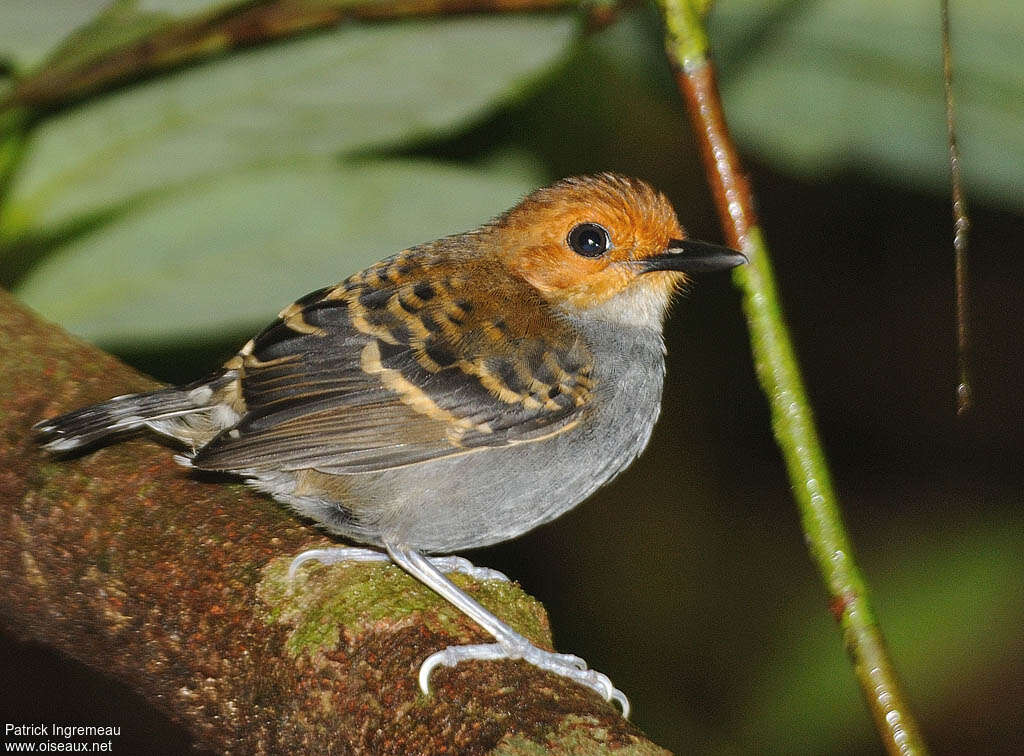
[491,715,671,756]
[256,551,553,659]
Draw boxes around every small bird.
[34,173,745,716]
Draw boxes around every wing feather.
[192,247,594,475]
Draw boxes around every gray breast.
[321,320,669,553]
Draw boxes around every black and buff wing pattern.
[191,246,595,475]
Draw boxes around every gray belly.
[255,325,666,553]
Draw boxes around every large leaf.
[0,0,113,71]
[0,15,574,235]
[14,158,543,347]
[706,0,1024,211]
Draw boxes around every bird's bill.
[641,239,747,274]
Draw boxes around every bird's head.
[490,173,745,325]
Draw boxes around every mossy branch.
[653,2,930,754]
[0,289,667,755]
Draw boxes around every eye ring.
[567,223,612,258]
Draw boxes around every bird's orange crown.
[488,173,687,310]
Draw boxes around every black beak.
[641,239,747,274]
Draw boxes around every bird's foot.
[288,547,511,583]
[288,546,629,717]
[420,555,511,583]
[287,546,389,581]
[419,640,630,718]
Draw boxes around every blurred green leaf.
[730,516,1024,753]
[706,0,1024,211]
[0,0,112,71]
[0,109,30,184]
[583,3,1024,209]
[0,15,574,236]
[13,158,542,347]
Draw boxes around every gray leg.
[286,544,630,716]
[385,541,630,717]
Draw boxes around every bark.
[0,289,668,755]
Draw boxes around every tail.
[34,371,238,452]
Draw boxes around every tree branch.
[654,1,930,754]
[0,288,667,755]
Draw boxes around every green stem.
[654,2,929,754]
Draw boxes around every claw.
[416,642,630,717]
[418,643,508,695]
[611,687,631,719]
[290,545,632,718]
[287,548,332,581]
[427,556,511,583]
[419,649,445,695]
[419,650,439,695]
[287,546,391,582]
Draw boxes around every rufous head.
[489,173,745,321]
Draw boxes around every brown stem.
[680,59,928,756]
[0,289,666,755]
[941,0,972,415]
[655,2,930,752]
[7,0,584,112]
[674,63,756,251]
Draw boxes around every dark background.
[3,5,1022,755]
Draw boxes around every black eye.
[567,223,611,258]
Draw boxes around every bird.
[34,173,746,717]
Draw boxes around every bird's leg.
[384,541,630,718]
[287,544,630,715]
[287,546,511,583]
